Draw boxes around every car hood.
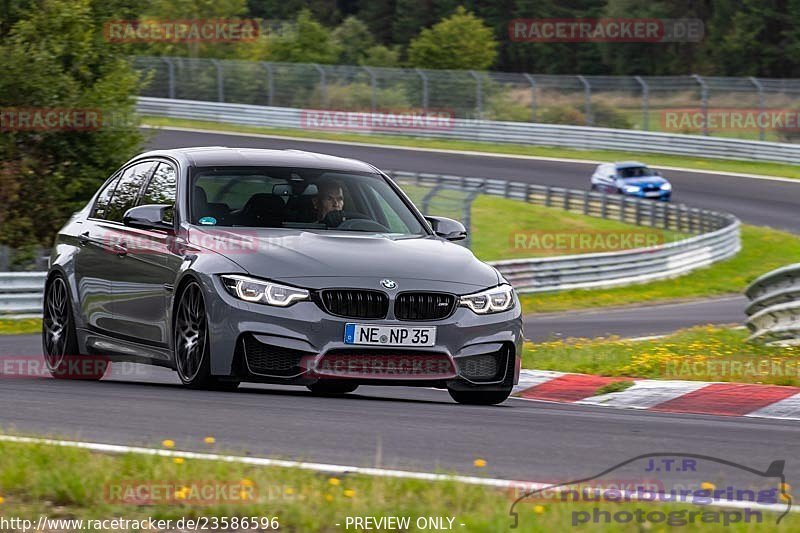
[619,177,668,187]
[188,228,500,292]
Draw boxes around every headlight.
[460,284,516,314]
[220,275,309,307]
[623,185,641,193]
[661,182,672,191]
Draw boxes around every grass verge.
[523,325,800,387]
[144,116,800,180]
[0,439,790,531]
[0,318,41,335]
[519,225,800,314]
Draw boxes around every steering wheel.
[337,217,390,232]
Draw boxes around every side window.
[141,163,178,223]
[91,174,121,220]
[105,162,155,223]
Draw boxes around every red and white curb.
[513,370,800,420]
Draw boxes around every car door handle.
[113,243,128,256]
[79,231,90,245]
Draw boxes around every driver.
[313,179,346,227]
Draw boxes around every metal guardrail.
[0,272,46,316]
[389,171,740,294]
[0,175,740,314]
[138,97,800,163]
[745,265,800,344]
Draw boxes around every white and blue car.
[590,161,672,201]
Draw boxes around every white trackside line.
[144,125,800,185]
[0,434,794,517]
[746,393,800,421]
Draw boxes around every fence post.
[692,74,709,136]
[416,68,429,112]
[161,57,176,99]
[261,62,274,106]
[577,75,592,126]
[635,75,649,131]
[544,186,552,207]
[313,63,327,107]
[363,66,377,112]
[211,59,224,103]
[523,73,537,122]
[749,76,765,141]
[470,70,483,119]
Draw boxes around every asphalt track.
[3,334,800,491]
[2,128,798,493]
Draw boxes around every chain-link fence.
[133,56,800,142]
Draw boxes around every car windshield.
[190,167,427,237]
[618,166,656,178]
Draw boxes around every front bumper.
[202,276,523,389]
[625,189,671,201]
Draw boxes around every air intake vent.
[395,292,456,321]
[319,289,389,319]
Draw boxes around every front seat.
[193,187,229,223]
[239,193,286,227]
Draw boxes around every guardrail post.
[363,66,377,112]
[313,64,327,107]
[544,186,552,207]
[469,70,483,119]
[161,57,176,99]
[577,75,593,126]
[261,62,274,106]
[635,75,649,131]
[619,198,626,222]
[582,191,589,215]
[635,200,642,225]
[523,73,537,122]
[749,76,766,141]
[211,59,224,102]
[600,193,607,218]
[692,74,709,136]
[416,68,429,112]
[563,190,570,211]
[525,183,532,203]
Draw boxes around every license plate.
[645,191,662,197]
[344,324,436,347]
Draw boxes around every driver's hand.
[322,210,345,227]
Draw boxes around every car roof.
[134,147,378,173]
[614,161,649,169]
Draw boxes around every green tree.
[0,0,143,248]
[268,8,341,63]
[333,16,374,64]
[407,6,498,69]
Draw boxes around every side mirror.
[608,174,617,179]
[425,216,467,241]
[654,170,661,176]
[123,204,174,231]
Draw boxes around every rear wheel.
[174,280,239,391]
[307,381,359,395]
[448,387,512,405]
[42,275,107,380]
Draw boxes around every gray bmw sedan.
[42,147,523,404]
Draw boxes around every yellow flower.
[162,439,175,448]
[701,482,715,491]
[781,483,791,492]
[203,436,216,445]
[533,505,545,514]
[328,477,341,486]
[0,496,5,504]
[239,490,251,500]
[324,494,334,502]
[241,478,255,487]
[473,459,487,468]
[285,487,295,495]
[173,457,185,465]
[343,489,356,498]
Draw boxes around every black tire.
[307,381,359,395]
[42,275,107,380]
[447,387,512,405]
[174,280,239,391]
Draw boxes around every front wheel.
[448,387,512,405]
[174,280,238,391]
